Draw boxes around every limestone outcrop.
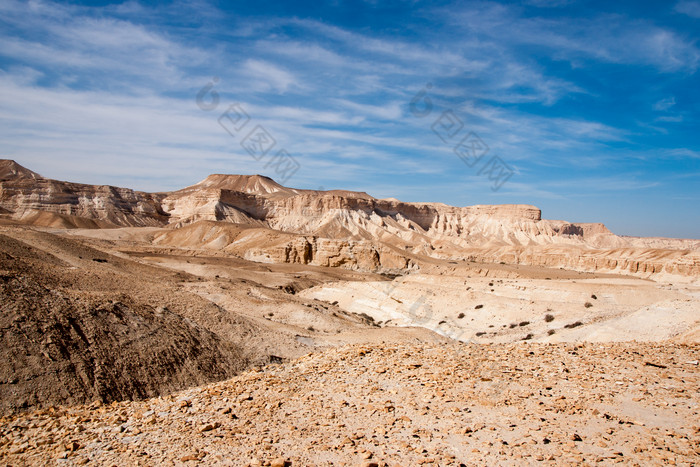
[2,160,698,279]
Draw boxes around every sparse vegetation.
[474,304,484,309]
[519,321,530,327]
[458,312,465,319]
[564,321,583,329]
[544,314,554,322]
[476,332,486,336]
[509,323,517,329]
[547,329,556,335]
[584,302,593,308]
[358,312,376,324]
[307,326,315,332]
[523,333,533,340]
[591,294,597,300]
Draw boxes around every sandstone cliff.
[0,160,168,227]
[2,160,698,279]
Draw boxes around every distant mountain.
[1,159,698,279]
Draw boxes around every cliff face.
[2,160,698,279]
[0,161,168,227]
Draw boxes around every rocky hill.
[1,159,698,280]
[0,160,167,227]
[0,228,249,414]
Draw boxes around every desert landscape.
[0,159,698,465]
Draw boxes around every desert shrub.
[544,314,554,322]
[475,304,484,309]
[522,333,533,340]
[519,321,530,327]
[564,321,583,329]
[547,329,555,335]
[307,326,315,332]
[584,302,593,308]
[509,323,517,329]
[591,294,597,300]
[476,332,486,336]
[356,313,375,324]
[458,313,465,319]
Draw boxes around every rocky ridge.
[1,160,698,280]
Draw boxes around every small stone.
[270,458,291,467]
[65,441,80,451]
[199,422,221,432]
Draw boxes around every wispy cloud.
[675,0,700,18]
[444,4,700,72]
[0,0,698,237]
[241,59,299,94]
[654,97,676,111]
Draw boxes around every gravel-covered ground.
[2,341,698,466]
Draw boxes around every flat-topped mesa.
[462,204,542,221]
[574,222,612,236]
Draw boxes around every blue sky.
[0,0,698,238]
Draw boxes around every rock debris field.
[2,342,698,466]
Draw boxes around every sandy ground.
[300,273,700,345]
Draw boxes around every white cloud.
[653,97,676,111]
[675,0,700,18]
[444,5,700,73]
[656,115,684,122]
[241,59,299,94]
[0,0,696,230]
